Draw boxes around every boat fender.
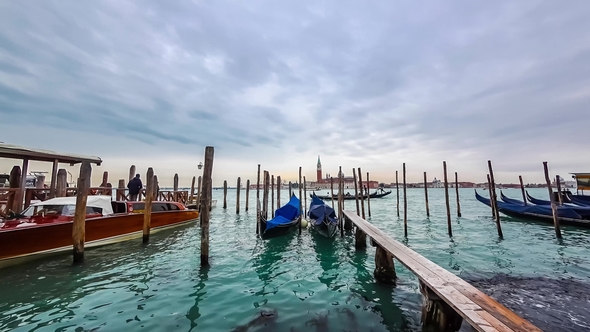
[301,218,308,228]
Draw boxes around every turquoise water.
[1,188,589,331]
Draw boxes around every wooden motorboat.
[0,195,199,268]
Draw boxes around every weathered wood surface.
[342,210,542,332]
[488,161,504,238]
[543,162,561,238]
[236,177,241,214]
[200,146,214,266]
[245,179,250,212]
[143,168,154,243]
[72,161,91,264]
[423,171,430,217]
[455,171,462,218]
[403,163,408,237]
[443,161,452,237]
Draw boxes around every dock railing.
[342,210,542,332]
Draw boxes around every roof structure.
[0,143,102,165]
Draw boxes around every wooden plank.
[342,210,541,332]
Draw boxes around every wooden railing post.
[73,161,91,264]
[173,173,179,202]
[201,146,214,266]
[143,167,154,243]
[128,165,136,183]
[420,281,463,331]
[117,179,125,201]
[56,169,67,198]
[374,245,396,285]
[49,159,59,198]
[101,171,109,194]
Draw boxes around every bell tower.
[316,155,322,183]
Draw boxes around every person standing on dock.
[127,174,142,201]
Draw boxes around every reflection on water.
[0,188,589,331]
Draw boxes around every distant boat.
[308,193,338,238]
[475,190,590,228]
[259,194,301,239]
[311,188,392,201]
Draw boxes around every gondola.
[475,190,590,228]
[311,188,392,201]
[308,193,338,238]
[259,194,302,239]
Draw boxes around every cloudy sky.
[1,0,589,186]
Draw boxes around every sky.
[1,0,589,187]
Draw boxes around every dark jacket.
[127,177,143,195]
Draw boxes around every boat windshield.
[21,205,77,217]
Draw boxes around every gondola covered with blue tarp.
[260,194,301,239]
[308,193,338,238]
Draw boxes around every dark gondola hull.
[260,216,301,239]
[310,219,338,238]
[311,190,392,201]
[476,190,590,228]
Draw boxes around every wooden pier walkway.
[342,210,542,332]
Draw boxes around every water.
[1,188,589,331]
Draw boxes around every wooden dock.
[342,210,541,332]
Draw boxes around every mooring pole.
[298,167,303,235]
[276,176,281,209]
[190,176,196,203]
[197,176,202,211]
[245,179,250,212]
[403,163,408,238]
[223,180,227,209]
[519,175,526,206]
[271,175,275,217]
[339,166,344,236]
[556,174,563,205]
[200,146,214,266]
[543,162,562,238]
[488,161,503,238]
[143,167,154,243]
[303,176,306,217]
[236,177,241,214]
[366,172,372,218]
[423,171,430,217]
[353,169,360,216]
[263,171,269,220]
[443,161,452,237]
[396,170,400,218]
[256,164,261,235]
[72,161,91,264]
[358,167,366,219]
[487,174,495,218]
[455,172,461,218]
[330,177,334,209]
[289,181,292,197]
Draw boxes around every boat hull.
[0,210,199,269]
[260,217,301,239]
[310,220,338,238]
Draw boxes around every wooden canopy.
[0,143,102,165]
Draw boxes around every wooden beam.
[6,166,21,213]
[49,159,59,198]
[330,177,334,210]
[276,176,281,209]
[353,168,360,216]
[488,161,503,239]
[190,176,196,202]
[396,170,400,218]
[543,162,561,238]
[72,161,91,264]
[15,158,29,213]
[56,169,67,197]
[143,167,154,243]
[200,146,214,266]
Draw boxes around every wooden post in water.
[153,175,159,199]
[353,169,360,216]
[487,174,495,218]
[276,176,281,209]
[488,160,503,238]
[7,166,21,213]
[56,169,67,198]
[420,280,463,331]
[443,161,452,237]
[374,245,396,285]
[358,168,366,219]
[129,165,136,183]
[330,177,334,209]
[423,172,430,217]
[236,177,241,214]
[543,162,562,238]
[298,167,302,235]
[173,174,179,201]
[366,172,372,218]
[143,167,154,243]
[117,179,125,200]
[339,166,344,236]
[519,175,527,205]
[72,161,91,264]
[403,163,408,238]
[455,172,461,218]
[263,171,270,220]
[200,146,214,267]
[271,175,274,217]
[223,180,227,209]
[303,176,307,216]
[396,170,400,217]
[256,164,261,235]
[190,176,196,203]
[289,181,292,197]
[556,175,563,205]
[245,179,250,212]
[101,171,109,194]
[49,159,59,198]
[197,176,202,211]
[15,158,29,213]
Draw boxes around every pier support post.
[201,146,214,267]
[488,161,503,238]
[358,167,366,219]
[455,172,461,218]
[396,170,400,218]
[420,281,463,332]
[256,165,261,235]
[143,167,154,243]
[366,172,372,218]
[236,177,241,214]
[56,169,67,198]
[543,162,562,238]
[7,166,21,213]
[403,163,408,238]
[374,245,396,285]
[443,161,452,237]
[424,172,430,217]
[354,222,366,249]
[519,175,526,205]
[272,175,275,217]
[72,161,91,264]
[245,179,250,212]
[353,168,360,216]
[223,180,227,209]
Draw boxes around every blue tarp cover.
[266,195,301,230]
[475,190,584,219]
[308,194,337,226]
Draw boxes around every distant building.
[307,156,379,190]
